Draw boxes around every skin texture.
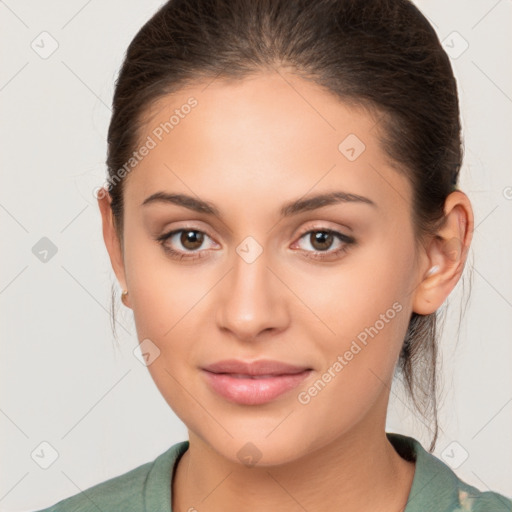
[98,71,474,511]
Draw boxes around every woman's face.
[101,72,429,465]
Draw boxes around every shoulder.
[32,441,189,512]
[454,480,512,512]
[387,432,512,512]
[32,460,151,512]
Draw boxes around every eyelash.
[155,226,356,262]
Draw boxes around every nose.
[215,245,290,342]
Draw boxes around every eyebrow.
[141,190,377,218]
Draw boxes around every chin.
[200,429,311,468]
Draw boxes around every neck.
[172,416,416,512]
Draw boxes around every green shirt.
[34,432,511,511]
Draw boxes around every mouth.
[201,359,313,405]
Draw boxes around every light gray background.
[1,1,511,510]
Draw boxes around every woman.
[36,0,511,510]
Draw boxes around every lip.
[201,359,313,405]
[202,359,311,376]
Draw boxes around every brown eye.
[293,228,356,261]
[156,227,218,261]
[309,231,335,251]
[180,230,205,250]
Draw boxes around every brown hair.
[105,0,472,452]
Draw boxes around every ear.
[412,190,474,315]
[97,187,131,308]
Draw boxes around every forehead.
[123,71,412,218]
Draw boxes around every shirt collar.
[387,432,461,512]
[144,440,189,512]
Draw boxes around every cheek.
[295,236,413,348]
[122,228,206,338]
[295,236,414,401]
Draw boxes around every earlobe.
[97,188,129,299]
[412,191,474,315]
